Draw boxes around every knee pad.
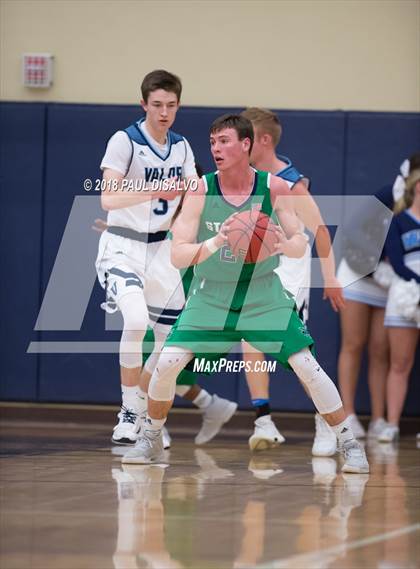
[288,349,342,414]
[119,293,149,369]
[148,347,193,401]
[143,351,159,375]
[119,293,149,331]
[119,329,147,368]
[143,324,171,375]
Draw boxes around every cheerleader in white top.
[379,160,420,442]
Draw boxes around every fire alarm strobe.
[23,53,53,88]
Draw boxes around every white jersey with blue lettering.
[273,155,311,322]
[95,118,195,325]
[100,118,196,233]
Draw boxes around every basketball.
[226,209,279,263]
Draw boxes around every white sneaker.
[367,417,387,439]
[112,406,143,445]
[122,433,166,465]
[378,424,399,443]
[162,426,171,450]
[248,415,285,451]
[347,414,366,439]
[312,414,337,457]
[195,395,238,445]
[341,439,370,473]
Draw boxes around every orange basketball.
[226,210,279,263]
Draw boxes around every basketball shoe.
[248,415,285,451]
[195,395,237,445]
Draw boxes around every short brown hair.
[241,107,282,147]
[210,114,254,153]
[409,152,420,172]
[141,70,182,102]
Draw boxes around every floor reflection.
[111,446,382,569]
[1,423,418,569]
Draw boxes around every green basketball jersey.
[194,169,278,282]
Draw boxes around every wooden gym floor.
[0,407,419,569]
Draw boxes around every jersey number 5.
[153,199,169,216]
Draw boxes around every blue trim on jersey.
[277,155,292,169]
[169,130,184,144]
[215,171,259,209]
[108,268,143,288]
[137,119,171,161]
[124,123,148,146]
[148,305,183,317]
[149,313,178,326]
[124,118,185,162]
[125,279,142,288]
[276,155,304,186]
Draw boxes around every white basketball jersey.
[275,155,311,311]
[100,118,196,233]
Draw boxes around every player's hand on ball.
[270,226,287,255]
[218,212,239,245]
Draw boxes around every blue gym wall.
[1,102,419,415]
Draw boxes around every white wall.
[1,0,419,111]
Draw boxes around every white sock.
[144,415,166,439]
[121,385,145,412]
[175,385,191,397]
[193,390,212,409]
[330,418,355,446]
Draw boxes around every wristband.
[205,237,219,254]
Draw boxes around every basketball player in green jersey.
[122,114,369,474]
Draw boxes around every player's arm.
[101,168,150,210]
[269,176,308,258]
[171,181,229,268]
[165,138,199,220]
[182,138,199,183]
[292,181,345,311]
